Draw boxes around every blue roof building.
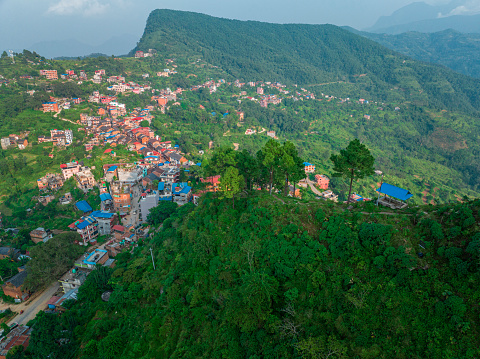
[91,211,114,219]
[158,182,165,191]
[376,183,413,209]
[76,216,96,230]
[76,201,92,213]
[107,165,117,172]
[377,183,413,201]
[100,193,113,202]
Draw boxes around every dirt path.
[53,111,78,125]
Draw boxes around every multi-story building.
[159,168,179,183]
[61,161,81,180]
[111,182,131,214]
[139,191,159,222]
[50,129,73,145]
[42,102,59,113]
[315,174,330,190]
[39,69,58,80]
[304,162,316,173]
[91,211,116,235]
[37,173,64,191]
[75,168,96,192]
[75,216,98,245]
[82,249,109,269]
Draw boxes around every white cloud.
[438,0,480,17]
[47,0,110,16]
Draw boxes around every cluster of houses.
[0,133,29,150]
[37,129,73,146]
[134,49,156,58]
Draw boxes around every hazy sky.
[0,0,476,51]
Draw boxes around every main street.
[0,281,61,326]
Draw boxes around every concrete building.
[111,182,131,214]
[61,161,81,180]
[315,174,330,190]
[139,191,159,222]
[58,268,88,293]
[82,249,109,269]
[42,102,59,113]
[29,228,52,244]
[91,211,116,235]
[75,168,96,192]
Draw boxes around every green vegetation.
[24,232,84,291]
[20,192,480,358]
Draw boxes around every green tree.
[330,139,375,204]
[258,139,283,195]
[140,120,150,127]
[281,141,304,196]
[147,201,178,225]
[24,232,84,291]
[219,166,244,208]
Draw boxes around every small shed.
[376,183,413,209]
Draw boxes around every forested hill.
[346,28,480,79]
[134,9,480,114]
[27,195,480,358]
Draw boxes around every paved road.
[6,282,60,326]
[306,179,323,196]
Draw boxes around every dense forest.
[134,10,480,114]
[14,192,480,358]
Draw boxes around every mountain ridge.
[133,9,480,115]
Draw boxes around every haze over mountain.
[367,0,480,34]
[27,34,139,59]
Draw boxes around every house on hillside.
[2,269,28,300]
[304,162,315,173]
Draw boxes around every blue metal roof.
[158,182,165,191]
[107,165,117,172]
[76,201,92,213]
[196,162,201,166]
[100,193,112,201]
[91,210,114,219]
[76,216,96,230]
[159,196,173,201]
[174,145,179,148]
[377,183,413,201]
[303,162,313,166]
[173,185,191,194]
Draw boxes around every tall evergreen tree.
[330,139,375,204]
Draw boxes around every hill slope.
[25,195,480,358]
[134,9,480,114]
[347,29,480,79]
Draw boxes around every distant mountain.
[27,34,138,59]
[367,0,480,34]
[134,9,480,114]
[367,2,444,32]
[346,28,480,79]
[371,13,480,34]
